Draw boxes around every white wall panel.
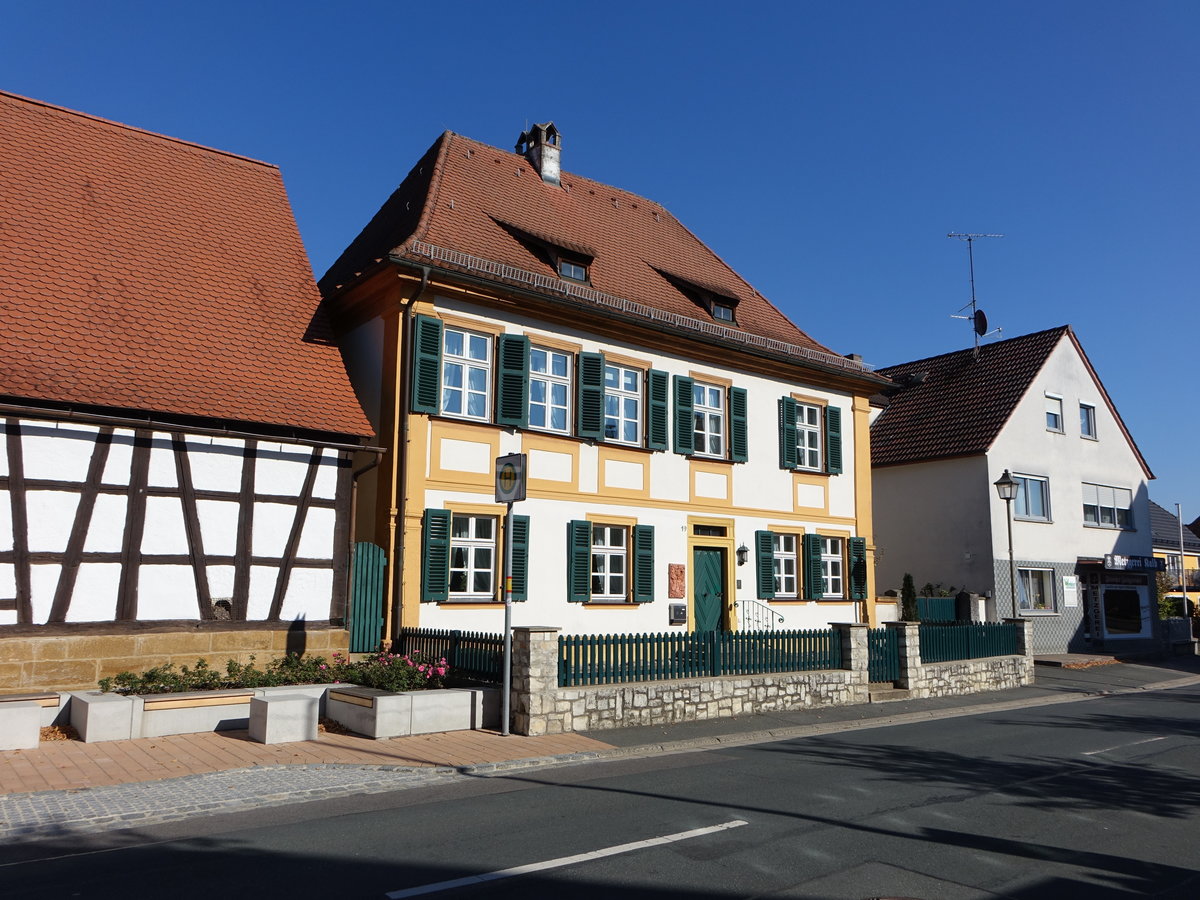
[137,566,200,620]
[0,490,11,550]
[187,439,244,493]
[196,499,239,556]
[101,431,135,485]
[66,563,121,622]
[0,563,15,601]
[252,503,295,557]
[83,494,127,552]
[311,453,339,500]
[20,421,96,482]
[256,448,310,496]
[146,438,179,488]
[26,491,79,552]
[441,438,491,473]
[0,610,14,625]
[29,563,60,623]
[0,435,7,477]
[296,507,335,560]
[141,496,189,555]
[246,565,279,619]
[279,567,333,621]
[206,565,236,603]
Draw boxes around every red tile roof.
[322,131,880,381]
[0,91,370,438]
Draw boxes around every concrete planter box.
[133,689,257,738]
[326,686,498,739]
[70,691,137,743]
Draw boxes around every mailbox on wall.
[669,604,687,626]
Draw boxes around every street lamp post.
[994,469,1019,619]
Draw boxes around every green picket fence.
[558,628,842,688]
[916,596,958,622]
[395,628,505,683]
[867,627,900,683]
[918,623,1019,663]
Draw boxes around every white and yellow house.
[321,124,893,642]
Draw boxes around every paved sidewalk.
[2,655,1198,843]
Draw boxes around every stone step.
[869,687,913,703]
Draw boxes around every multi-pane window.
[1045,394,1064,432]
[1080,404,1097,439]
[692,383,725,457]
[796,403,823,470]
[821,537,844,598]
[591,525,627,600]
[1018,568,1055,611]
[712,302,734,322]
[559,259,587,282]
[449,514,496,598]
[529,346,571,433]
[773,534,797,597]
[442,327,491,420]
[1082,483,1133,529]
[604,365,641,444]
[1014,474,1051,522]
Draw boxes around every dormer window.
[712,302,735,323]
[559,259,588,282]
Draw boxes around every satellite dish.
[974,309,988,336]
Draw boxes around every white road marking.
[383,819,750,898]
[1082,735,1166,756]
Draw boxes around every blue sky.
[4,1,1197,522]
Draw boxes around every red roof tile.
[323,131,875,379]
[0,91,370,438]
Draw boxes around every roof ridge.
[0,89,279,170]
[877,324,1070,373]
[408,131,455,246]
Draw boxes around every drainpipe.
[382,267,430,648]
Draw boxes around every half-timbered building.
[0,92,372,691]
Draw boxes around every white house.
[871,326,1157,654]
[321,123,894,644]
[0,92,372,691]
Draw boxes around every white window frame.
[591,524,628,601]
[821,536,844,599]
[1082,483,1134,530]
[529,345,572,434]
[441,327,492,421]
[603,364,642,445]
[796,402,823,471]
[773,533,798,598]
[559,259,588,282]
[692,382,725,458]
[448,514,497,600]
[1080,403,1097,439]
[712,302,735,322]
[1045,393,1064,432]
[1013,474,1051,522]
[1018,567,1056,612]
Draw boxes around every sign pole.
[502,499,513,736]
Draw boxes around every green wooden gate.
[348,542,386,653]
[867,627,899,683]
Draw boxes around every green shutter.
[729,387,748,462]
[825,405,843,475]
[411,315,443,415]
[646,369,669,451]
[802,533,823,600]
[566,520,592,602]
[849,536,867,601]
[421,509,451,603]
[778,396,799,469]
[576,353,605,441]
[496,334,530,428]
[509,515,530,602]
[632,524,655,602]
[755,530,775,600]
[673,375,695,455]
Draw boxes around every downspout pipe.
[382,266,430,648]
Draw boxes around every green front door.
[693,547,726,633]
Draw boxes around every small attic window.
[712,302,735,323]
[559,259,588,283]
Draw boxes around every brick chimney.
[515,123,561,186]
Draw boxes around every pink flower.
[436,667,447,676]
[319,664,327,670]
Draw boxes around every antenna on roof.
[947,232,1004,358]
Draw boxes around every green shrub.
[901,573,918,621]
[98,650,448,695]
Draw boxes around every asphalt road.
[2,684,1198,899]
